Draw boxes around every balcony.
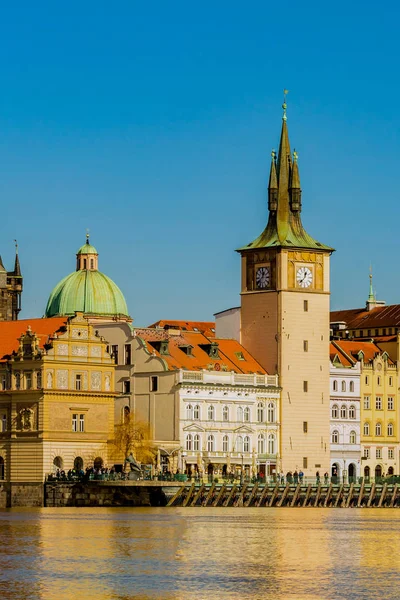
[179,370,279,389]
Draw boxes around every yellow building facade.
[0,313,116,504]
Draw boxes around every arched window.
[74,456,84,471]
[94,457,103,470]
[349,405,356,419]
[349,431,356,444]
[186,404,193,420]
[237,407,243,422]
[193,405,200,420]
[375,422,382,436]
[222,406,229,422]
[333,380,338,392]
[244,407,250,422]
[363,422,370,436]
[258,434,265,454]
[193,434,200,451]
[257,403,264,423]
[53,456,63,472]
[332,430,339,444]
[267,403,275,423]
[0,456,4,480]
[222,435,229,452]
[349,381,354,392]
[244,436,250,452]
[36,370,42,389]
[90,259,94,269]
[237,436,244,453]
[331,405,338,419]
[186,434,193,451]
[341,381,346,392]
[208,405,215,421]
[268,433,275,455]
[123,406,130,423]
[207,435,215,452]
[340,405,347,419]
[388,423,394,436]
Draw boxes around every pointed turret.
[289,150,301,212]
[0,255,5,272]
[276,103,292,243]
[268,150,278,212]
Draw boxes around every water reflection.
[0,508,400,599]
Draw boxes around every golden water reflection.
[0,507,400,599]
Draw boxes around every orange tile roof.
[135,328,266,374]
[147,320,216,338]
[331,304,400,330]
[0,317,67,360]
[330,342,355,367]
[331,339,394,365]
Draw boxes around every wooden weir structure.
[166,482,400,508]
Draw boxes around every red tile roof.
[0,317,67,361]
[331,304,400,330]
[147,320,216,338]
[135,328,266,374]
[331,339,394,365]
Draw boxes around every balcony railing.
[179,371,279,388]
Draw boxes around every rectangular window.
[123,380,131,394]
[363,448,370,459]
[389,328,393,335]
[376,448,382,459]
[364,396,370,409]
[1,414,6,432]
[1,375,6,390]
[75,374,82,391]
[383,329,386,335]
[111,345,119,365]
[375,397,382,410]
[303,457,308,469]
[124,344,131,365]
[303,381,308,392]
[303,300,308,312]
[359,330,363,337]
[79,414,85,432]
[375,329,379,336]
[388,448,394,460]
[365,376,369,385]
[389,376,393,386]
[367,329,371,337]
[303,340,308,352]
[150,376,158,392]
[303,421,308,433]
[388,397,394,410]
[72,414,78,432]
[25,372,32,390]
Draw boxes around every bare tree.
[109,412,154,469]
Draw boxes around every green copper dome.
[45,270,129,318]
[45,237,129,319]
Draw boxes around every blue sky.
[1,1,399,324]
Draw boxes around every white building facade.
[330,359,361,482]
[179,370,280,480]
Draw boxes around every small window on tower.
[303,340,308,352]
[303,421,308,433]
[303,457,308,469]
[90,259,94,269]
[83,259,87,269]
[303,381,308,392]
[304,300,308,312]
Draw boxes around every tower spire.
[368,266,375,303]
[13,239,21,276]
[289,149,301,212]
[276,89,291,243]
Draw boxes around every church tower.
[237,96,334,475]
[0,243,22,321]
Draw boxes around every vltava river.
[0,507,399,599]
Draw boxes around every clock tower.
[238,98,334,475]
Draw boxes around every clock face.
[256,266,270,289]
[296,266,313,288]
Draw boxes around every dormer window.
[179,345,193,356]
